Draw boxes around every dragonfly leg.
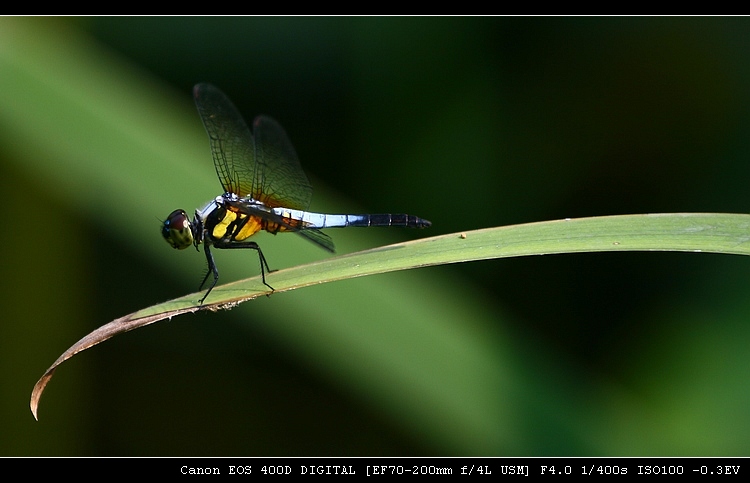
[198,244,220,304]
[214,240,275,293]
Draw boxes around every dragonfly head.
[162,209,195,250]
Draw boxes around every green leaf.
[31,212,750,419]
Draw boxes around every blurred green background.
[2,16,750,455]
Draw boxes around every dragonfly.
[162,83,431,304]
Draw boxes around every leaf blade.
[31,212,750,419]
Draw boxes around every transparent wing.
[193,83,313,210]
[193,83,254,197]
[252,116,313,210]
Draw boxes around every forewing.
[193,83,256,197]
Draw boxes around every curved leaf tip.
[30,307,201,420]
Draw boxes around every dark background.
[2,17,750,455]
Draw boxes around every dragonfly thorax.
[201,193,269,244]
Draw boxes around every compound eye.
[162,209,194,249]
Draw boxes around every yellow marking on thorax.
[211,210,262,241]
